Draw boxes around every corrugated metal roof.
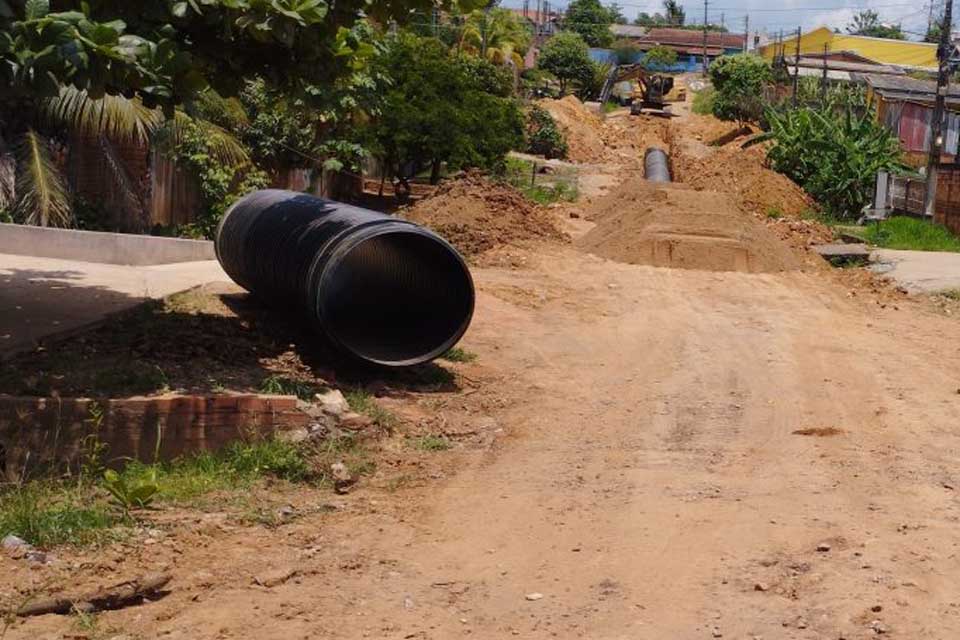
[859,73,960,99]
[791,66,852,81]
[643,27,745,49]
[759,26,939,70]
[610,24,647,38]
[784,55,904,75]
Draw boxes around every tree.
[708,54,772,125]
[663,0,686,26]
[609,3,628,25]
[536,32,595,95]
[564,0,616,47]
[370,33,523,187]
[847,10,905,39]
[643,46,679,70]
[925,21,943,43]
[460,8,532,68]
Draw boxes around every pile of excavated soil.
[674,144,815,219]
[401,172,567,258]
[577,177,805,273]
[538,96,606,163]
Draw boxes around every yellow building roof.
[759,26,938,71]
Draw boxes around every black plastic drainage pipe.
[215,190,475,367]
[644,147,672,183]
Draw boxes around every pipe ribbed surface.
[644,147,672,183]
[216,190,475,367]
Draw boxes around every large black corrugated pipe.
[216,190,475,367]
[644,147,672,183]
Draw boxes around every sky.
[498,0,941,41]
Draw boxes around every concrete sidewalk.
[0,253,231,356]
[870,248,960,294]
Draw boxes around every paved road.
[871,248,960,293]
[0,253,230,357]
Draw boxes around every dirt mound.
[577,178,805,273]
[539,96,606,163]
[401,172,567,258]
[675,144,814,219]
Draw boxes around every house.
[782,54,906,83]
[609,26,746,71]
[759,27,939,71]
[859,73,960,165]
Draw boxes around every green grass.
[0,483,118,547]
[409,435,452,452]
[691,87,716,115]
[344,389,399,429]
[523,181,579,205]
[441,347,477,363]
[502,156,580,205]
[935,288,960,300]
[602,100,620,113]
[766,206,784,219]
[0,439,314,546]
[259,375,322,401]
[863,216,960,252]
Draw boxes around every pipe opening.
[322,231,474,366]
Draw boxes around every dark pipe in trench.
[215,190,475,367]
[644,147,672,183]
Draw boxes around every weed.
[523,181,579,205]
[863,216,960,252]
[765,207,783,219]
[936,288,960,301]
[410,435,452,452]
[259,375,320,401]
[691,87,716,115]
[0,483,117,547]
[344,389,399,429]
[602,101,620,113]
[102,468,159,513]
[78,402,108,484]
[441,347,477,363]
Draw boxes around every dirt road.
[14,107,960,640]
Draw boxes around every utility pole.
[821,42,829,105]
[792,26,801,106]
[925,0,953,218]
[743,15,749,52]
[535,0,541,36]
[702,0,709,73]
[721,12,725,32]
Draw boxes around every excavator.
[604,64,684,115]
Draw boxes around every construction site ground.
[8,95,960,640]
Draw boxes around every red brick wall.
[936,166,960,235]
[0,394,309,481]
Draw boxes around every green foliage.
[410,435,453,451]
[708,54,772,125]
[564,0,616,47]
[612,39,642,65]
[643,45,679,70]
[501,155,579,205]
[763,106,905,219]
[691,87,716,115]
[371,32,523,184]
[459,7,531,67]
[526,105,568,160]
[166,119,269,239]
[793,77,867,111]
[847,10,904,40]
[345,389,399,429]
[537,32,595,96]
[259,375,321,401]
[0,483,117,547]
[102,467,159,513]
[863,216,960,252]
[441,347,478,363]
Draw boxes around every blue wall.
[589,47,744,73]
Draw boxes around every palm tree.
[0,87,249,228]
[459,8,532,68]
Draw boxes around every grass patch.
[766,206,783,219]
[501,156,580,205]
[344,389,399,429]
[0,439,314,546]
[934,288,960,300]
[602,101,620,113]
[0,483,118,547]
[409,435,452,452]
[863,216,960,252]
[441,347,477,363]
[523,181,579,205]
[691,87,716,115]
[259,375,321,401]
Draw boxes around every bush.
[643,45,678,70]
[612,39,642,65]
[708,54,772,125]
[763,106,905,219]
[526,105,568,159]
[691,87,716,115]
